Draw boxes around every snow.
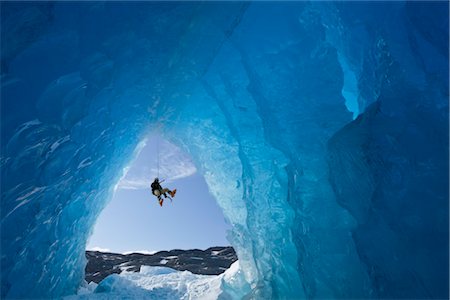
[123,250,157,255]
[65,262,240,300]
[118,263,134,272]
[164,256,178,260]
[88,247,111,253]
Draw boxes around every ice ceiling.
[1,2,448,299]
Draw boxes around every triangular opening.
[86,132,231,253]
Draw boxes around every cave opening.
[2,1,447,299]
[85,131,233,269]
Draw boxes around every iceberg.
[1,1,448,299]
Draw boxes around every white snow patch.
[123,250,157,255]
[159,259,169,265]
[164,256,178,259]
[118,262,135,272]
[88,247,111,253]
[211,249,228,256]
[101,255,118,261]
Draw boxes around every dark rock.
[85,246,237,284]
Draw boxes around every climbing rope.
[156,134,160,179]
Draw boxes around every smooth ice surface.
[1,2,448,299]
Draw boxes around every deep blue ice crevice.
[325,1,449,298]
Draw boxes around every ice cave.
[1,1,448,299]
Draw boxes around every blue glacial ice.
[65,262,242,300]
[1,1,448,299]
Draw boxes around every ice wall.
[326,2,449,298]
[1,2,448,299]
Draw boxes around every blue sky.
[87,134,231,254]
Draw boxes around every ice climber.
[151,178,177,206]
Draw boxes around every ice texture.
[1,2,448,299]
[65,262,241,300]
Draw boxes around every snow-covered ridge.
[85,246,237,284]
